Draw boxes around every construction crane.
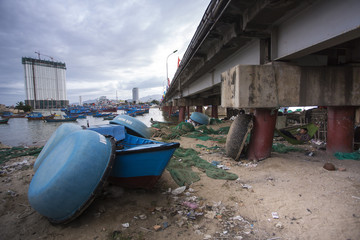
[35,51,54,61]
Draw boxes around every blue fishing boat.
[88,124,180,189]
[26,112,55,120]
[190,112,210,125]
[28,130,115,224]
[110,114,151,138]
[29,122,179,223]
[45,117,78,122]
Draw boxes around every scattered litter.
[205,211,217,219]
[272,212,279,219]
[352,196,360,200]
[171,186,186,195]
[139,214,147,220]
[241,184,252,189]
[203,234,212,239]
[153,225,161,231]
[275,222,284,229]
[162,222,169,230]
[183,201,198,209]
[122,223,129,228]
[338,167,346,171]
[217,164,230,170]
[7,190,18,197]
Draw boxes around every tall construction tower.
[132,87,139,103]
[22,57,69,109]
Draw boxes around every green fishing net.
[161,121,229,142]
[334,150,360,160]
[0,146,43,164]
[166,147,238,186]
[272,143,304,153]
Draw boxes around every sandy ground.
[1,121,360,240]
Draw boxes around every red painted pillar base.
[168,106,173,117]
[187,106,190,119]
[327,106,355,153]
[179,106,186,122]
[211,105,218,118]
[196,106,203,113]
[247,108,278,161]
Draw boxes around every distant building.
[132,88,139,103]
[22,57,69,109]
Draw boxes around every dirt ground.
[1,121,360,240]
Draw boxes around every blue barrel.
[190,112,210,125]
[34,123,82,171]
[110,114,151,139]
[28,130,115,224]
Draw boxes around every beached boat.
[110,114,151,138]
[190,112,210,125]
[89,124,180,189]
[28,130,115,224]
[0,118,9,124]
[26,112,55,120]
[29,122,179,223]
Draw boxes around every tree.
[151,99,159,105]
[15,101,32,112]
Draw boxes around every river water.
[0,108,169,147]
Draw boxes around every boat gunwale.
[115,142,180,155]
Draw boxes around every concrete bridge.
[162,0,360,159]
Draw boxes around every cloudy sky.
[0,0,210,106]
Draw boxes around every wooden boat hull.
[0,118,9,124]
[45,118,77,122]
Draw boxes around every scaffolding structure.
[22,57,69,109]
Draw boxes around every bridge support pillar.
[327,106,355,153]
[247,108,278,161]
[196,106,203,113]
[211,105,218,118]
[179,106,186,122]
[187,106,190,120]
[168,105,173,117]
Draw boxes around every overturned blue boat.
[28,130,115,224]
[28,118,179,223]
[190,112,210,125]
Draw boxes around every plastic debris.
[205,211,217,219]
[275,222,284,229]
[272,212,279,219]
[241,184,252,189]
[171,186,186,195]
[183,201,198,209]
[122,223,129,228]
[153,225,161,231]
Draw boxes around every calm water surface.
[0,108,167,147]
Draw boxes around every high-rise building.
[132,87,139,103]
[22,57,69,109]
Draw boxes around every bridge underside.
[163,0,360,157]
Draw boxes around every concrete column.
[247,108,278,161]
[327,106,355,153]
[196,106,203,113]
[179,106,186,122]
[187,106,190,119]
[211,105,218,118]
